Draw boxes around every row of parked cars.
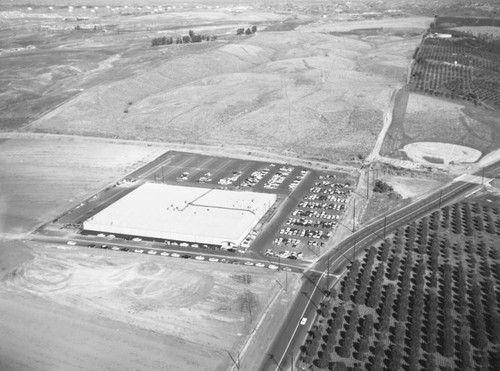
[272,173,353,250]
[292,209,340,220]
[288,170,309,191]
[265,249,303,260]
[73,241,283,270]
[264,165,293,190]
[273,237,301,247]
[285,218,338,229]
[241,166,272,188]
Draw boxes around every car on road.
[67,241,77,246]
[195,256,205,261]
[171,253,180,258]
[300,317,308,325]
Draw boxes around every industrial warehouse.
[83,182,277,246]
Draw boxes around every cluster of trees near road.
[151,30,217,46]
[299,199,500,370]
[236,25,257,35]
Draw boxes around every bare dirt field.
[381,92,500,163]
[403,141,482,165]
[1,4,431,164]
[0,138,164,234]
[0,239,296,371]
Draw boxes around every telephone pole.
[352,199,356,232]
[384,216,387,240]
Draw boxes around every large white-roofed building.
[83,183,276,246]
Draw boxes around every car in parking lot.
[282,267,292,272]
[160,251,170,256]
[181,254,190,259]
[132,237,142,242]
[300,317,308,325]
[208,257,219,262]
[147,250,157,255]
[195,256,205,261]
[87,244,96,248]
[100,244,108,249]
[171,253,180,258]
[111,246,120,251]
[67,241,77,246]
[134,249,144,254]
[255,263,265,268]
[179,242,189,247]
[268,264,279,270]
[244,261,254,266]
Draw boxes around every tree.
[188,30,195,39]
[338,306,360,357]
[236,28,244,35]
[182,35,190,43]
[251,25,257,33]
[373,179,393,193]
[245,27,252,35]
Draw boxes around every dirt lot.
[0,239,296,371]
[382,91,500,163]
[0,137,164,234]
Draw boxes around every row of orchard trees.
[151,30,217,46]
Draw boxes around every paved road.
[258,161,500,371]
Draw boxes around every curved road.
[258,161,500,371]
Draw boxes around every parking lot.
[44,151,357,262]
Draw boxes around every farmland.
[299,194,500,370]
[381,15,500,165]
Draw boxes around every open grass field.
[0,137,164,234]
[0,239,295,371]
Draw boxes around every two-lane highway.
[258,160,500,371]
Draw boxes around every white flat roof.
[83,183,276,245]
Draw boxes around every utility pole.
[366,171,369,199]
[353,238,356,262]
[161,166,164,182]
[482,167,485,185]
[439,190,443,209]
[326,254,330,295]
[384,216,387,240]
[291,350,294,371]
[352,199,356,232]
